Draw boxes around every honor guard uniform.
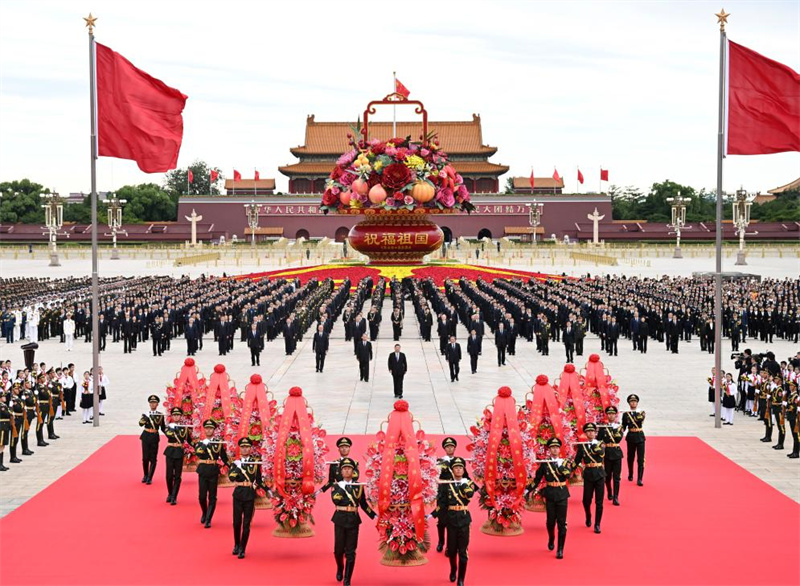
[431,457,475,586]
[22,383,39,454]
[621,394,646,486]
[330,457,375,586]
[9,384,26,460]
[770,377,787,450]
[758,370,773,443]
[46,369,61,440]
[0,395,10,471]
[138,395,165,484]
[600,406,623,505]
[163,407,190,505]
[785,382,799,459]
[195,419,229,528]
[323,437,359,492]
[436,436,469,553]
[573,423,606,533]
[33,374,50,447]
[228,437,265,559]
[530,437,574,559]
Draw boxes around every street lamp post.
[526,199,544,245]
[41,192,64,266]
[106,194,126,260]
[666,191,689,259]
[244,200,259,249]
[733,187,753,266]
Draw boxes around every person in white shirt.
[62,364,76,416]
[722,372,736,425]
[89,366,110,416]
[27,308,40,343]
[63,315,76,351]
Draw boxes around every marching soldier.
[431,457,475,586]
[163,407,190,505]
[529,438,574,559]
[138,395,165,485]
[574,422,606,533]
[33,373,50,448]
[771,375,788,450]
[323,437,358,492]
[8,383,25,462]
[0,393,10,471]
[622,394,646,486]
[758,370,773,443]
[46,369,61,440]
[600,406,624,505]
[785,381,799,459]
[195,419,229,528]
[229,437,265,559]
[435,436,466,553]
[22,381,38,455]
[330,457,375,586]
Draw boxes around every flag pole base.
[672,247,683,259]
[111,247,120,260]
[735,251,747,265]
[49,253,61,267]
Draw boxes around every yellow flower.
[404,155,425,170]
[374,160,383,171]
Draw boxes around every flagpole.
[392,71,397,137]
[599,166,602,194]
[713,8,729,431]
[85,14,101,428]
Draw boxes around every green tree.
[0,179,48,223]
[164,160,223,198]
[62,194,108,224]
[609,184,645,220]
[503,177,515,194]
[751,190,800,222]
[116,183,176,222]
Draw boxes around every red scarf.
[273,387,315,497]
[484,387,527,508]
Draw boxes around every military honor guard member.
[0,394,10,471]
[195,419,229,528]
[758,369,773,442]
[330,457,375,586]
[600,406,624,505]
[622,394,646,486]
[228,437,265,559]
[786,381,799,459]
[530,438,575,559]
[163,406,190,504]
[431,457,475,586]
[573,422,606,533]
[435,436,467,552]
[323,437,359,492]
[770,375,788,450]
[33,373,50,447]
[138,395,165,485]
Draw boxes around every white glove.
[168,423,176,429]
[202,439,210,445]
[234,459,242,467]
[459,478,469,485]
[783,402,788,406]
[337,480,347,489]
[33,390,39,396]
[426,513,433,520]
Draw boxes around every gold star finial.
[716,9,729,31]
[84,13,98,34]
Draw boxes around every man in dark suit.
[467,329,481,374]
[352,313,367,355]
[247,323,264,366]
[445,335,462,382]
[639,317,649,353]
[387,344,408,398]
[563,321,575,363]
[356,333,372,382]
[495,322,508,366]
[185,317,199,356]
[312,324,329,373]
[606,317,619,356]
[283,315,297,355]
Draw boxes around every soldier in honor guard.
[7,383,25,463]
[163,406,190,504]
[45,369,61,440]
[22,380,39,454]
[0,393,10,471]
[330,457,375,586]
[435,436,466,552]
[758,369,773,443]
[33,373,50,447]
[138,395,165,484]
[600,406,623,505]
[529,437,574,559]
[770,375,788,450]
[228,437,265,559]
[622,394,646,486]
[430,457,475,586]
[573,422,605,533]
[194,419,229,527]
[323,437,358,492]
[785,381,799,459]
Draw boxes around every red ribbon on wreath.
[173,358,202,408]
[557,364,588,441]
[528,375,566,456]
[238,374,272,444]
[273,387,316,497]
[378,400,425,541]
[584,354,612,411]
[484,387,527,508]
[203,364,233,421]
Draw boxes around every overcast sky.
[1,0,798,196]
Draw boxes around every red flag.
[552,168,561,182]
[577,168,584,185]
[209,169,219,182]
[600,168,609,182]
[529,169,535,190]
[233,170,242,182]
[727,40,800,155]
[395,78,410,98]
[96,43,187,173]
[254,170,260,181]
[187,170,193,183]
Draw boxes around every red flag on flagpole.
[395,78,410,98]
[187,170,193,183]
[600,168,609,182]
[210,169,219,183]
[552,168,561,182]
[254,170,260,181]
[577,168,584,185]
[727,40,800,155]
[529,169,535,191]
[233,170,242,182]
[96,43,187,173]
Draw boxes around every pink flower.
[436,187,455,208]
[385,197,397,207]
[403,195,414,206]
[337,150,357,167]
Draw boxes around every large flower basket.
[580,354,621,424]
[467,387,535,537]
[254,489,273,511]
[525,493,547,512]
[262,387,327,538]
[364,401,438,567]
[192,363,244,469]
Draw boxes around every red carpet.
[1,436,798,586]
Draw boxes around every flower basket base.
[217,475,233,488]
[569,477,584,487]
[380,548,429,567]
[272,521,314,538]
[182,462,197,473]
[348,212,444,265]
[480,519,524,536]
[525,500,546,513]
